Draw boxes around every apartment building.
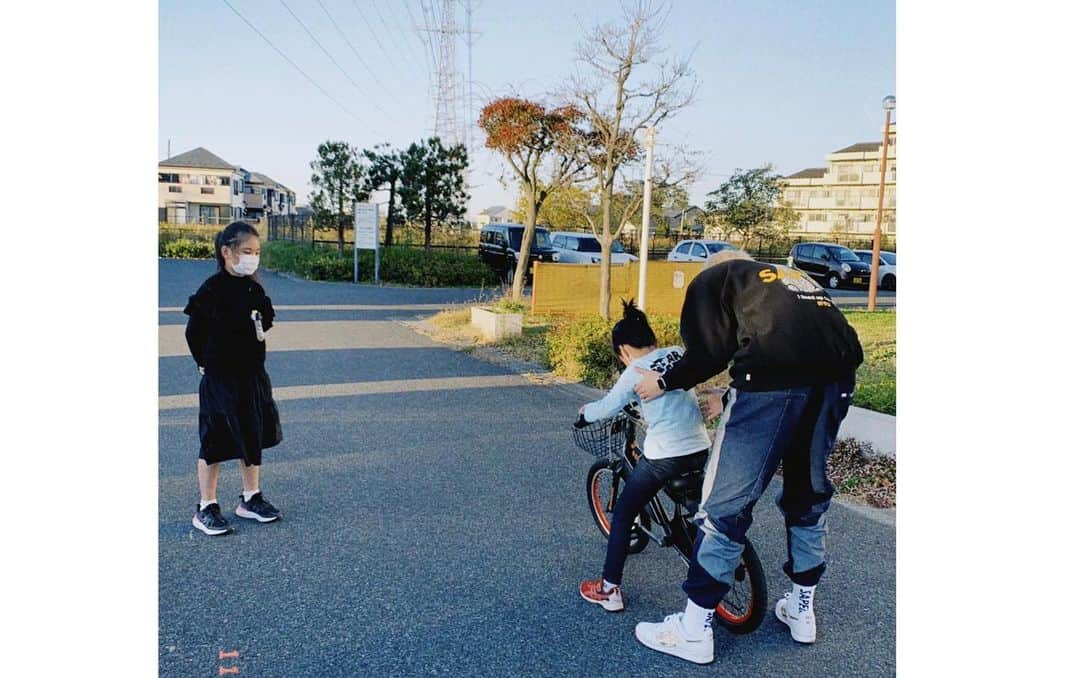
[158,147,247,224]
[244,172,296,221]
[781,127,896,236]
[158,147,296,224]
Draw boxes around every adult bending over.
[631,250,863,665]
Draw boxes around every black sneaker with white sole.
[235,492,282,523]
[192,503,234,536]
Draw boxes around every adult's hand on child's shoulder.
[633,367,663,402]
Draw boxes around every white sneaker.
[775,591,817,643]
[634,613,714,665]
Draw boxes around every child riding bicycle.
[577,300,714,613]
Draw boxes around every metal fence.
[266,214,482,257]
[617,232,897,262]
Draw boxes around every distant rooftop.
[832,142,882,154]
[159,146,236,170]
[249,171,293,193]
[786,167,828,179]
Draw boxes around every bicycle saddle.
[665,469,705,494]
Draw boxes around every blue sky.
[160,0,894,216]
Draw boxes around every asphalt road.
[158,259,895,677]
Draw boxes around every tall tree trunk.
[385,179,397,247]
[599,189,613,320]
[511,198,539,301]
[337,185,345,254]
[424,194,433,251]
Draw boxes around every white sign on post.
[354,203,379,250]
[353,202,380,283]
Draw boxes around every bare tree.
[569,0,697,318]
[582,146,699,262]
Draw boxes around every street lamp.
[867,95,895,311]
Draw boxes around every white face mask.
[234,254,259,276]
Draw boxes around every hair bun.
[621,298,644,321]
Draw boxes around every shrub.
[262,241,500,287]
[547,311,682,387]
[160,238,215,259]
[491,298,528,314]
[547,315,616,385]
[380,246,499,287]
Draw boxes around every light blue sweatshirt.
[582,346,712,460]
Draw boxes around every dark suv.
[479,223,560,283]
[787,242,872,289]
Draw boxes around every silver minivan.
[550,231,639,264]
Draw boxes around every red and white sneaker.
[579,578,625,612]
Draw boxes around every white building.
[781,127,897,236]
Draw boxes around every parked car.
[478,223,560,283]
[853,249,897,290]
[786,242,873,289]
[550,231,638,264]
[666,239,737,262]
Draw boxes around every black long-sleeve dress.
[184,270,282,465]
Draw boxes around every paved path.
[159,259,895,677]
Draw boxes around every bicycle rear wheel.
[713,539,767,634]
[586,459,649,554]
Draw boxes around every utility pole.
[465,0,474,153]
[638,127,656,311]
[868,95,895,312]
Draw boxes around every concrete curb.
[838,406,896,458]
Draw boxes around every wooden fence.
[530,261,705,318]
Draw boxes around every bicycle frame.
[604,418,697,567]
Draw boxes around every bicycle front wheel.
[586,459,649,554]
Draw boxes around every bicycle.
[571,405,767,634]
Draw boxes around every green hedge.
[160,238,215,259]
[544,309,895,415]
[263,241,500,287]
[547,312,681,387]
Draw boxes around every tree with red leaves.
[479,97,590,300]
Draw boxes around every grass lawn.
[843,311,896,415]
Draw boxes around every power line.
[368,0,422,77]
[277,0,392,118]
[316,0,403,94]
[347,0,415,82]
[414,0,440,78]
[220,0,372,126]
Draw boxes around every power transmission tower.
[418,0,464,146]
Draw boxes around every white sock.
[242,489,260,502]
[199,499,217,510]
[602,579,618,593]
[682,599,714,638]
[792,583,816,615]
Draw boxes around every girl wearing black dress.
[184,221,283,536]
